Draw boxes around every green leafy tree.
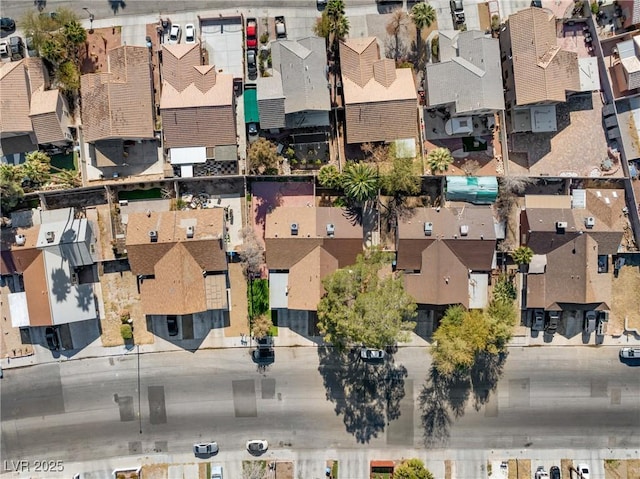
[317,249,417,349]
[393,459,435,479]
[410,2,436,62]
[485,299,517,353]
[381,157,421,198]
[23,151,52,186]
[426,147,453,173]
[492,274,517,303]
[20,7,78,51]
[40,38,66,64]
[248,138,280,175]
[341,162,379,203]
[432,306,488,376]
[510,245,533,265]
[0,164,25,211]
[56,60,81,92]
[318,164,342,189]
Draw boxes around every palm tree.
[410,2,436,63]
[23,151,52,186]
[426,147,453,173]
[326,0,350,58]
[318,164,342,189]
[53,169,82,188]
[40,38,65,64]
[342,162,379,203]
[510,246,534,265]
[63,20,87,46]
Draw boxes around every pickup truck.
[450,0,465,24]
[275,16,286,39]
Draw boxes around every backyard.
[610,263,640,335]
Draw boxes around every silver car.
[193,442,218,456]
[360,348,386,360]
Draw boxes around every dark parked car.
[550,466,561,479]
[545,311,560,334]
[167,316,179,336]
[450,0,465,24]
[247,49,257,80]
[1,17,16,31]
[9,36,25,61]
[45,327,59,350]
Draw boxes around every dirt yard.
[99,270,154,346]
[507,459,531,479]
[604,459,640,479]
[140,464,167,479]
[276,462,294,479]
[610,265,640,335]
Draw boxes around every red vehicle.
[246,18,257,48]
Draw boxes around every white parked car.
[185,23,195,43]
[210,465,223,479]
[576,463,590,479]
[246,439,268,453]
[360,348,386,361]
[620,347,640,358]
[193,442,218,456]
[168,24,181,44]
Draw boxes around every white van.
[211,465,223,479]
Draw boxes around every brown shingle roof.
[339,37,417,144]
[265,207,364,311]
[126,209,227,276]
[0,61,33,135]
[506,8,579,105]
[526,234,611,310]
[160,57,235,149]
[404,241,470,307]
[161,43,202,92]
[30,88,66,144]
[397,206,497,271]
[80,46,154,143]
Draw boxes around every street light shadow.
[317,345,407,444]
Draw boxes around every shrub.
[120,324,133,340]
[259,32,269,44]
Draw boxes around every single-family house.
[396,206,497,310]
[257,37,331,131]
[160,43,237,178]
[425,30,504,120]
[80,46,157,174]
[339,37,417,144]
[1,58,73,163]
[520,190,625,315]
[125,209,229,339]
[265,207,363,332]
[0,208,99,349]
[500,8,580,132]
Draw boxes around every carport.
[199,16,243,79]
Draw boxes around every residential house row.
[0,181,627,349]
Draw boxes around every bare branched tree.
[239,226,264,278]
[499,176,536,194]
[386,8,409,61]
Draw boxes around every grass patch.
[268,325,278,336]
[118,188,163,201]
[50,152,75,171]
[248,278,269,318]
[332,461,338,478]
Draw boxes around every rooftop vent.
[556,221,568,232]
[186,226,195,238]
[460,224,469,236]
[15,234,26,246]
[326,223,335,237]
[290,223,299,236]
[149,230,158,242]
[424,222,433,236]
[45,231,55,243]
[585,217,595,229]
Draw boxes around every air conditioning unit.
[149,230,158,242]
[326,223,335,237]
[71,272,79,285]
[45,231,55,243]
[585,217,595,228]
[15,234,26,246]
[186,226,194,238]
[460,224,469,236]
[290,223,299,236]
[424,222,433,236]
[556,221,568,231]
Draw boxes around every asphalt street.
[1,346,639,466]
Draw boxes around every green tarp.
[445,176,498,204]
[244,88,259,124]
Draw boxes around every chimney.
[15,234,26,246]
